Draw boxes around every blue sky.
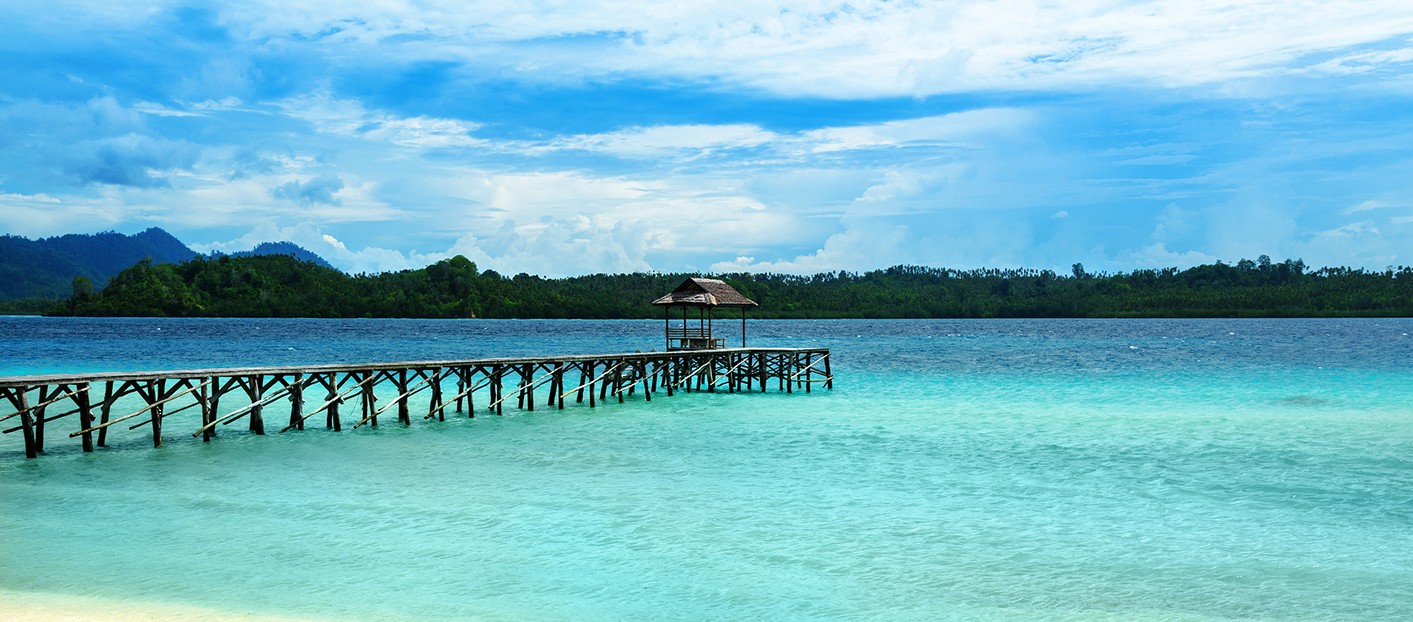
[2,1,1412,276]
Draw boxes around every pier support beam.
[1,347,830,460]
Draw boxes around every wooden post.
[664,306,670,351]
[149,380,164,448]
[289,374,305,431]
[34,385,49,454]
[471,370,483,418]
[758,352,767,392]
[429,369,445,421]
[195,378,212,442]
[492,365,504,416]
[587,363,596,408]
[455,374,465,413]
[77,382,94,452]
[358,371,374,427]
[248,375,266,435]
[578,363,591,405]
[615,365,625,404]
[98,382,114,447]
[554,366,565,410]
[742,308,747,347]
[11,389,36,459]
[326,375,342,431]
[395,369,411,425]
[824,352,833,389]
[203,378,219,442]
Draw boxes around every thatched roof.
[652,278,758,308]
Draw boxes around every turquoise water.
[2,318,1412,620]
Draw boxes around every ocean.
[1,317,1411,620]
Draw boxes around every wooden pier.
[0,348,831,459]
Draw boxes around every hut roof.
[652,277,759,308]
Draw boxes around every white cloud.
[710,219,913,274]
[202,1,1413,97]
[803,109,1033,153]
[1345,199,1400,214]
[274,91,484,151]
[1120,243,1221,269]
[550,124,777,158]
[192,222,448,274]
[0,191,127,236]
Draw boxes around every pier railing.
[0,347,831,460]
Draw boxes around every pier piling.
[2,347,829,459]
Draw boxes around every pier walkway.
[0,347,830,459]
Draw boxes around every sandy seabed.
[0,590,323,622]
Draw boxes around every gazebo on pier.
[652,278,759,350]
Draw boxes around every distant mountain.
[231,241,335,269]
[0,228,335,301]
[0,228,198,299]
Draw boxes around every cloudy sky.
[3,1,1412,276]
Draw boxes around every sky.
[2,1,1413,276]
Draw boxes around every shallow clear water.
[2,318,1411,620]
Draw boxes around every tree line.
[46,253,1413,319]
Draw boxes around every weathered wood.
[0,347,827,389]
[0,385,87,424]
[78,382,94,452]
[355,375,435,428]
[3,403,84,434]
[712,357,750,389]
[245,376,266,435]
[4,348,830,459]
[488,369,557,411]
[672,360,714,390]
[189,380,303,438]
[360,370,377,428]
[428,376,489,420]
[98,381,116,447]
[562,362,621,398]
[429,368,444,421]
[202,376,219,442]
[492,366,504,416]
[149,379,165,448]
[288,374,304,431]
[3,389,37,458]
[34,385,50,453]
[72,380,211,438]
[287,374,370,433]
[126,397,202,430]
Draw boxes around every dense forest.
[0,228,331,312]
[0,228,196,300]
[46,253,1413,318]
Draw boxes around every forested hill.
[0,228,197,299]
[0,229,333,310]
[49,253,1413,318]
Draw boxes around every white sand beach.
[0,590,322,622]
